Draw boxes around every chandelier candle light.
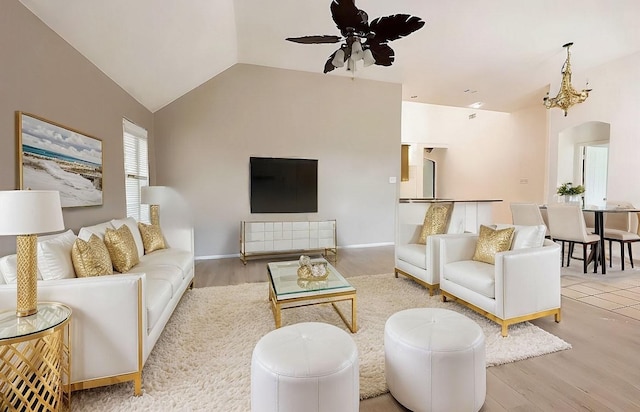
[543,42,592,116]
[0,190,64,317]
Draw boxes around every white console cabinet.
[240,220,337,264]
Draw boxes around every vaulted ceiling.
[19,0,640,113]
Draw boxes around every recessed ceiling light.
[468,101,484,109]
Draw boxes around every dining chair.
[602,201,640,270]
[547,204,601,273]
[510,203,550,238]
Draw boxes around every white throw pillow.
[37,229,77,281]
[111,217,145,259]
[0,254,44,284]
[78,221,115,242]
[496,224,546,250]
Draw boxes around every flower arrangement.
[556,182,585,196]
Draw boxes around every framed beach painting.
[16,112,103,208]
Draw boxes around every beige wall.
[401,102,548,224]
[0,0,153,256]
[154,64,402,258]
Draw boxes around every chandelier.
[543,42,591,116]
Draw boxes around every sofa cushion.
[496,224,546,250]
[396,243,427,270]
[129,264,183,297]
[138,222,166,254]
[37,229,77,281]
[78,221,114,241]
[138,248,193,278]
[0,254,45,284]
[444,260,496,298]
[472,225,514,265]
[104,225,140,273]
[418,203,453,244]
[71,234,113,277]
[111,217,145,259]
[146,279,172,332]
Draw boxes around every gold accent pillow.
[138,222,166,254]
[71,234,113,277]
[104,224,140,272]
[417,203,453,244]
[472,225,515,265]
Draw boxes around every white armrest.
[494,241,561,319]
[0,274,145,384]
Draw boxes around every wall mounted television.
[250,157,318,213]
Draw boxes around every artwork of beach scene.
[19,113,103,207]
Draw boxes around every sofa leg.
[501,323,508,337]
[442,295,447,302]
[394,270,399,278]
[555,310,561,323]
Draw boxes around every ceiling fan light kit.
[543,42,592,116]
[286,0,424,74]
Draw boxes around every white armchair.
[394,223,442,295]
[395,202,459,296]
[437,233,561,336]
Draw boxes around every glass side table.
[0,302,72,411]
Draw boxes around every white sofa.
[437,227,561,337]
[0,187,194,395]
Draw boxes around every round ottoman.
[251,322,359,412]
[384,308,486,412]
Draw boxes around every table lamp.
[0,190,64,317]
[141,186,166,226]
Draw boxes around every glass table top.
[268,258,354,299]
[0,302,72,340]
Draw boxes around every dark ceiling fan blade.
[286,35,343,44]
[369,14,425,43]
[368,42,395,66]
[330,0,369,36]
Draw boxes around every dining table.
[579,205,640,274]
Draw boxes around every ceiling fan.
[286,0,425,73]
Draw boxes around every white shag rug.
[72,274,571,411]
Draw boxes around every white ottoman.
[251,322,359,412]
[384,308,486,412]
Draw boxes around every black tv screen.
[250,157,318,213]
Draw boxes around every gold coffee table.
[267,258,357,333]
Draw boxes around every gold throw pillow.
[138,222,166,254]
[71,234,113,277]
[104,224,140,272]
[472,225,515,265]
[417,203,453,244]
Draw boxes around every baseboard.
[195,242,394,261]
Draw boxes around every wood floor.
[195,246,640,411]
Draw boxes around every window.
[123,119,149,222]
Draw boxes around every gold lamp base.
[150,204,160,226]
[16,234,38,317]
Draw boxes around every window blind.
[123,119,149,222]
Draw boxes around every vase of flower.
[556,182,585,206]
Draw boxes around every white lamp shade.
[363,48,375,67]
[141,186,167,205]
[331,49,345,68]
[0,190,64,235]
[351,39,364,61]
